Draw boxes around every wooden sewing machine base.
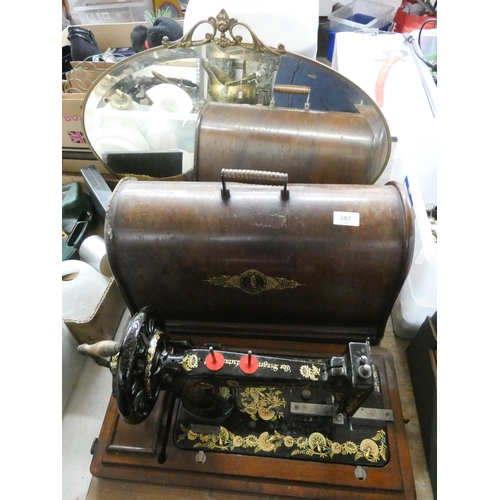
[90,346,416,499]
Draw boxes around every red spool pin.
[240,350,259,374]
[205,346,225,371]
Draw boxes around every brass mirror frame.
[82,9,392,183]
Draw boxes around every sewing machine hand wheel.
[113,306,168,424]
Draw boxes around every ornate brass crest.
[205,269,304,295]
[165,9,286,56]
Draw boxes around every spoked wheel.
[113,306,168,424]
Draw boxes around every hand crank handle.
[78,340,120,368]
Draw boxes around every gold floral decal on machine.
[145,330,165,394]
[180,353,199,371]
[176,425,387,463]
[238,387,286,421]
[205,269,304,295]
[299,364,321,381]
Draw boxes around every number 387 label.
[333,211,360,227]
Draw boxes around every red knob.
[239,351,259,374]
[205,346,225,371]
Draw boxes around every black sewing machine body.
[84,302,391,466]
[83,307,392,471]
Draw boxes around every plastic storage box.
[71,0,153,25]
[326,0,396,60]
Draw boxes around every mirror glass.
[83,14,391,182]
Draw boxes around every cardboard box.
[62,90,110,174]
[63,277,127,345]
[62,22,147,175]
[61,21,146,51]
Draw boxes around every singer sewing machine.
[78,171,416,499]
[77,11,417,499]
[82,312,382,449]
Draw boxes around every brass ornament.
[205,268,304,295]
[203,64,258,104]
[164,9,286,56]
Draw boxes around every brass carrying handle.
[272,84,311,109]
[220,169,289,201]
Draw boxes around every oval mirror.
[83,10,391,183]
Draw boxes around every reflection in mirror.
[83,9,391,183]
